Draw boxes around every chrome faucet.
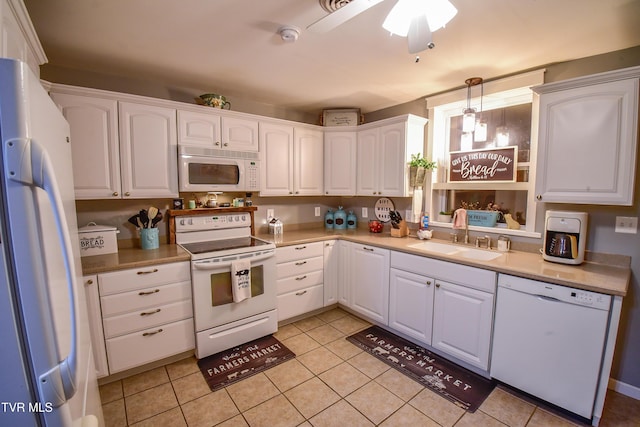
[463,214,470,244]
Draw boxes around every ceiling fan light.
[382,0,414,36]
[426,0,458,31]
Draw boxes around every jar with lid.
[325,209,334,229]
[206,192,218,208]
[347,210,357,229]
[334,206,347,230]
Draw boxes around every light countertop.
[81,244,191,275]
[256,228,630,297]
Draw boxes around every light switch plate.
[615,216,637,234]
[267,209,275,219]
[362,207,368,218]
[315,207,321,217]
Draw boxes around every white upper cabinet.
[0,0,47,77]
[119,101,178,198]
[324,131,357,195]
[178,109,258,151]
[51,92,122,199]
[357,115,427,197]
[293,126,324,195]
[533,67,640,205]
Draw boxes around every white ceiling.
[23,0,640,114]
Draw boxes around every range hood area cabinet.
[51,88,179,199]
[533,66,640,205]
[324,114,428,197]
[177,109,258,152]
[259,121,324,196]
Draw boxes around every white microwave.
[179,146,260,192]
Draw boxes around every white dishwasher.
[491,274,611,420]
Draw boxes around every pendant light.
[462,77,482,133]
[474,81,487,142]
[496,108,510,147]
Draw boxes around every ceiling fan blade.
[407,13,433,54]
[307,0,385,33]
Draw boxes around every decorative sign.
[448,147,517,183]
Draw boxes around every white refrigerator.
[0,58,103,426]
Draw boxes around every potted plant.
[409,153,437,188]
[438,210,453,223]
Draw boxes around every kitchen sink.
[408,241,503,261]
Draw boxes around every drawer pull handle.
[294,246,307,250]
[142,328,163,337]
[295,261,307,266]
[140,308,161,316]
[139,289,160,296]
[296,290,307,296]
[137,268,159,275]
[295,275,307,281]
[363,247,374,252]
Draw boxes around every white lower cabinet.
[96,261,194,374]
[389,268,434,346]
[323,240,338,306]
[432,280,494,370]
[276,242,324,321]
[348,243,390,325]
[83,275,109,378]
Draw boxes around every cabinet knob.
[536,194,542,200]
[426,281,431,286]
[289,191,293,194]
[86,279,93,285]
[223,143,228,147]
[435,283,441,288]
[112,192,118,197]
[124,192,130,197]
[215,141,220,146]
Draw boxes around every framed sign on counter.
[448,147,517,183]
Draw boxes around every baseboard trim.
[609,378,640,400]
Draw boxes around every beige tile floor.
[100,308,640,427]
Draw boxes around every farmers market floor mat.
[197,334,295,392]
[347,326,494,412]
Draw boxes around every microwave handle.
[193,250,275,270]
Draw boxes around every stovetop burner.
[180,236,272,255]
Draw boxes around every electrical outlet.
[315,207,321,217]
[362,207,368,218]
[267,209,275,219]
[615,216,637,234]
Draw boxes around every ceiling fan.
[307,0,458,54]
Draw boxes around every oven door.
[179,155,245,192]
[191,249,276,332]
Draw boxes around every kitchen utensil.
[151,211,163,228]
[139,209,149,228]
[147,206,158,227]
[128,215,141,229]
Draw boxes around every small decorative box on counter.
[78,222,119,257]
[467,210,500,227]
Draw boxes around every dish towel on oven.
[231,259,252,302]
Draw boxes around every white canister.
[78,222,119,257]
[497,235,511,252]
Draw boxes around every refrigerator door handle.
[7,138,79,406]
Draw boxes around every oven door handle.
[193,250,274,270]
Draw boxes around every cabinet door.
[337,241,352,307]
[177,110,221,147]
[323,240,338,306]
[83,275,109,378]
[51,93,121,199]
[260,122,294,196]
[119,101,178,198]
[535,78,639,205]
[378,123,407,196]
[350,244,390,324]
[356,128,378,196]
[222,116,259,151]
[432,280,494,370]
[324,131,357,195]
[389,268,434,345]
[294,127,324,195]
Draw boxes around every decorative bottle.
[324,209,334,229]
[347,210,357,229]
[334,206,347,230]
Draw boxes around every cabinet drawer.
[277,284,324,321]
[276,242,323,263]
[277,270,323,295]
[99,262,190,296]
[277,256,323,279]
[106,318,194,374]
[103,299,193,339]
[100,281,191,317]
[391,251,496,293]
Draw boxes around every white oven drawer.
[106,318,195,374]
[103,299,193,339]
[277,256,323,280]
[99,261,190,296]
[276,242,323,264]
[100,281,192,317]
[278,284,324,321]
[277,270,323,295]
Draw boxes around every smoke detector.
[278,26,300,42]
